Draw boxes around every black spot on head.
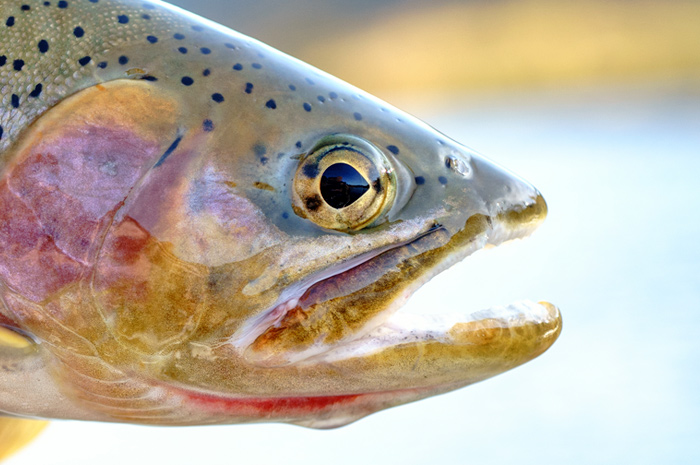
[178,47,188,54]
[289,84,296,91]
[203,119,214,132]
[203,68,211,76]
[317,95,326,103]
[29,83,43,98]
[295,141,303,149]
[0,56,5,67]
[415,176,425,185]
[118,55,129,65]
[282,212,289,219]
[21,5,30,11]
[0,126,3,140]
[438,176,448,185]
[141,75,158,81]
[73,26,84,38]
[6,16,15,27]
[253,144,267,157]
[11,94,19,108]
[303,102,312,112]
[201,47,211,55]
[192,25,204,32]
[146,35,158,43]
[233,63,243,71]
[38,40,49,53]
[142,14,151,20]
[329,92,338,99]
[97,61,107,69]
[224,42,236,49]
[78,56,91,66]
[44,1,51,5]
[303,163,320,179]
[305,77,315,85]
[304,194,323,212]
[212,92,224,103]
[252,63,262,69]
[117,15,129,24]
[260,157,269,165]
[266,99,277,109]
[58,1,68,8]
[181,76,194,86]
[353,112,363,121]
[89,0,98,3]
[174,33,185,40]
[387,145,400,155]
[245,82,253,94]
[13,60,24,71]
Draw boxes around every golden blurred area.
[298,0,700,96]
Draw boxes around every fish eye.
[293,135,403,231]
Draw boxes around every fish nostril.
[445,155,472,178]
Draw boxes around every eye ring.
[292,135,397,231]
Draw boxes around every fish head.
[0,3,560,428]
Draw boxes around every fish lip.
[229,222,446,354]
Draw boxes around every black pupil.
[320,163,370,209]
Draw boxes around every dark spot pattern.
[181,76,194,86]
[295,141,303,149]
[38,40,49,53]
[178,47,188,54]
[289,84,296,91]
[225,43,236,49]
[57,1,68,8]
[203,69,211,76]
[305,78,315,85]
[147,35,158,43]
[13,60,24,71]
[0,126,3,140]
[78,56,91,66]
[245,82,253,94]
[387,145,400,155]
[97,61,108,69]
[303,103,312,112]
[438,176,448,185]
[11,94,19,108]
[282,212,289,219]
[174,33,185,40]
[212,93,224,103]
[329,92,338,99]
[142,14,151,20]
[266,99,277,109]
[73,26,84,38]
[353,112,363,121]
[305,195,322,212]
[118,55,129,65]
[233,63,243,71]
[203,119,214,132]
[0,56,5,67]
[317,95,326,103]
[29,84,42,98]
[415,176,425,185]
[21,5,30,11]
[6,16,15,27]
[201,47,211,55]
[252,63,262,69]
[117,15,129,24]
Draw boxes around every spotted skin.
[0,0,559,443]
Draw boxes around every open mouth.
[232,194,559,371]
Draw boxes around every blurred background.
[9,0,700,464]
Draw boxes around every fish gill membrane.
[0,0,561,458]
